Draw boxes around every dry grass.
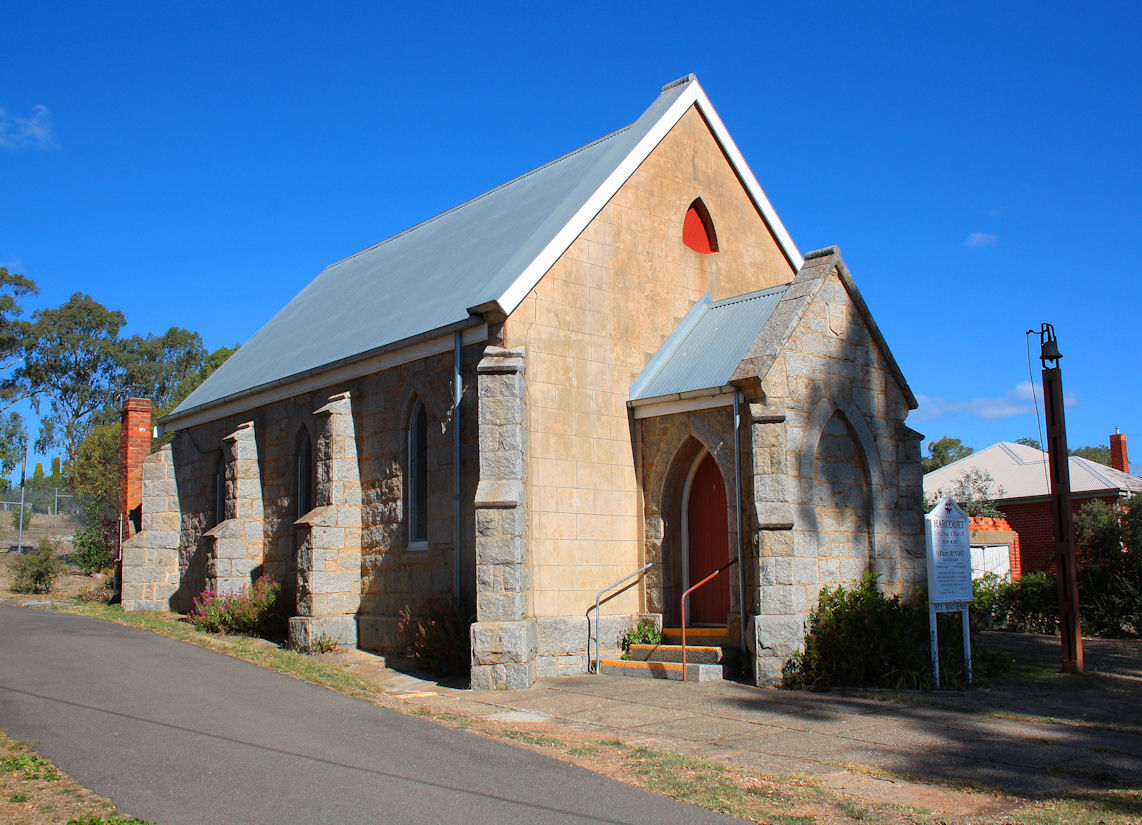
[0,729,152,825]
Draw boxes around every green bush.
[973,571,1059,634]
[71,524,115,574]
[11,540,59,594]
[1075,497,1142,636]
[620,615,662,654]
[10,503,32,532]
[186,576,285,636]
[396,595,471,676]
[782,573,935,691]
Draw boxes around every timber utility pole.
[1035,323,1084,673]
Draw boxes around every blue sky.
[3,1,1140,480]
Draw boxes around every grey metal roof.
[167,80,697,422]
[923,441,1142,502]
[629,284,790,402]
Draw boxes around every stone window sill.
[406,540,428,553]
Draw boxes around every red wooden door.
[686,453,730,625]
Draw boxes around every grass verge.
[50,603,375,699]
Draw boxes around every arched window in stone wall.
[296,427,315,520]
[408,398,428,548]
[213,449,226,527]
[812,412,872,587]
[683,198,718,254]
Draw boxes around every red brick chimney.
[1110,427,1129,475]
[120,398,153,537]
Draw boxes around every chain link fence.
[0,487,81,518]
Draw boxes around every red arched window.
[683,198,718,254]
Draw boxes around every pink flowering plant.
[396,594,471,676]
[187,575,285,636]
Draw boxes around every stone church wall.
[747,262,925,684]
[123,344,483,653]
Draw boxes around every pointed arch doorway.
[682,450,730,626]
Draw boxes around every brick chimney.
[120,398,153,537]
[1110,426,1129,475]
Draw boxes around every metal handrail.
[680,557,738,682]
[591,562,654,675]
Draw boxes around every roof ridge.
[1071,454,1120,488]
[326,124,635,271]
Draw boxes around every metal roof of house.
[629,284,789,403]
[923,441,1142,502]
[163,74,804,429]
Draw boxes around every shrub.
[71,524,115,574]
[10,503,32,532]
[1075,496,1142,636]
[11,540,59,594]
[77,575,116,604]
[186,576,284,636]
[396,595,471,675]
[782,573,936,691]
[973,570,1059,634]
[620,615,662,655]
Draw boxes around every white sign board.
[925,496,973,605]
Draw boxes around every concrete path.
[0,603,744,825]
[342,648,1142,801]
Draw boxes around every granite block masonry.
[469,347,536,690]
[290,392,363,648]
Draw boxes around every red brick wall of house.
[969,515,1022,578]
[119,398,153,537]
[1002,495,1119,574]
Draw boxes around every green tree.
[48,456,61,486]
[922,436,973,474]
[0,267,39,413]
[118,327,207,413]
[20,293,127,464]
[98,332,236,426]
[31,461,44,486]
[1074,494,1142,635]
[0,410,26,479]
[1015,437,1041,449]
[66,422,121,554]
[1070,445,1111,466]
[925,467,1005,517]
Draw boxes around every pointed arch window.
[683,198,718,254]
[296,428,315,520]
[408,399,428,548]
[214,450,226,527]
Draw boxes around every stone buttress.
[203,421,263,594]
[290,391,363,648]
[469,347,536,689]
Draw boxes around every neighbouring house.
[121,74,926,689]
[967,515,1021,580]
[923,433,1142,575]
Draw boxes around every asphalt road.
[0,603,744,825]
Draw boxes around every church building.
[122,75,926,688]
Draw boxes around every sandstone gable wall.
[501,107,796,672]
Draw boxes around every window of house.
[408,399,428,548]
[296,428,314,519]
[214,451,226,527]
[683,198,718,254]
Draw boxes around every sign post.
[925,496,974,688]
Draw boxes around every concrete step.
[661,627,731,646]
[626,643,723,664]
[599,659,724,682]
